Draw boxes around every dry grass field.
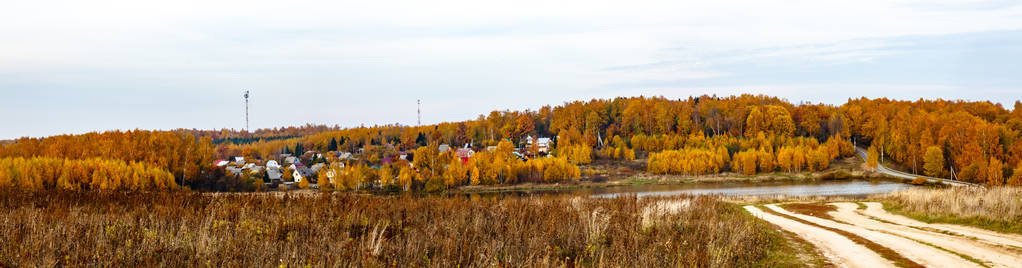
[882,186,1022,234]
[0,191,812,267]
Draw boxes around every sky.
[2,0,1022,139]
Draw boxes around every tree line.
[0,130,216,190]
[0,157,177,191]
[4,94,1022,191]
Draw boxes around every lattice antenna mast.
[244,90,250,133]
[417,99,421,126]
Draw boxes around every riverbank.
[453,156,908,195]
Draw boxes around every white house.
[266,160,281,169]
[337,152,353,160]
[233,156,245,164]
[292,169,304,183]
[527,136,554,153]
[267,167,283,181]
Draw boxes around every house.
[398,152,408,160]
[215,160,230,167]
[226,166,244,176]
[439,144,451,153]
[310,163,326,174]
[292,169,304,183]
[455,148,474,163]
[526,136,554,154]
[292,165,315,184]
[284,156,300,165]
[336,152,353,160]
[267,167,283,181]
[512,152,526,160]
[325,169,337,184]
[266,160,281,169]
[233,157,245,164]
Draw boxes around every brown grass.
[779,203,838,221]
[0,191,806,267]
[880,186,1022,234]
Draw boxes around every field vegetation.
[882,187,1022,234]
[0,191,814,267]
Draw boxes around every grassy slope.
[881,201,1022,235]
[880,187,1022,235]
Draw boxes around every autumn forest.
[3,94,1022,192]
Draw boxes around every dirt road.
[749,202,1022,268]
[858,202,1022,249]
[743,205,894,268]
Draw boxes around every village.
[216,136,555,190]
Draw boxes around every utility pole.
[244,90,250,133]
[417,99,421,126]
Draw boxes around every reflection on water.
[454,179,920,199]
[590,180,915,198]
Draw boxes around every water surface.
[586,179,915,198]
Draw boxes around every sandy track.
[828,202,1022,268]
[764,204,979,268]
[859,202,1022,249]
[743,205,894,268]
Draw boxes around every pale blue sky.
[2,0,1021,139]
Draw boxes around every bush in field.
[910,177,928,185]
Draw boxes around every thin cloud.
[1,0,1021,139]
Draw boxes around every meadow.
[0,191,813,267]
[882,186,1022,234]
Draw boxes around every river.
[589,179,916,198]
